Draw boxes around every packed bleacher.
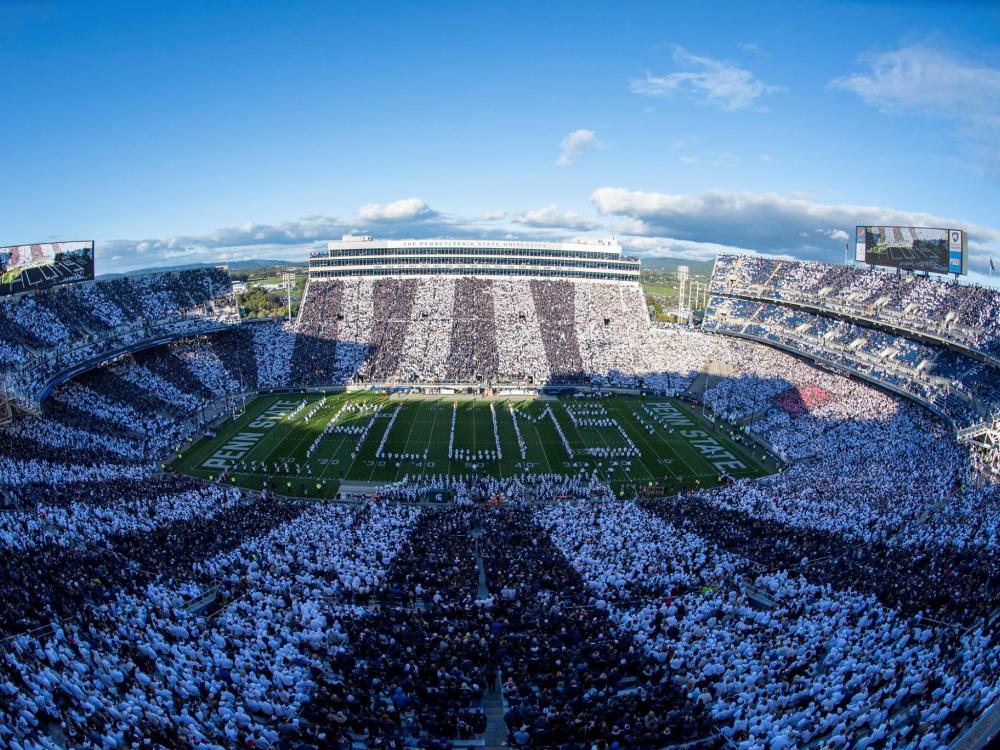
[713,253,1000,362]
[703,273,1000,428]
[703,296,988,427]
[445,278,500,382]
[0,256,999,747]
[539,499,1000,749]
[288,276,658,388]
[0,266,239,407]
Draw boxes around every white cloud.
[91,187,1000,280]
[737,41,765,56]
[106,215,348,254]
[677,149,737,167]
[831,45,1000,128]
[358,198,436,222]
[630,46,784,111]
[759,153,772,162]
[556,129,601,166]
[98,215,351,273]
[831,45,1000,170]
[98,209,465,274]
[515,203,598,231]
[622,235,759,262]
[97,206,591,274]
[591,186,1000,271]
[608,217,649,235]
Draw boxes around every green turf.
[170,391,775,499]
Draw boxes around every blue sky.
[2,0,999,277]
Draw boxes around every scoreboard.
[0,241,95,297]
[855,226,966,275]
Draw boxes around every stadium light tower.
[676,265,689,322]
[282,272,295,323]
[687,280,707,319]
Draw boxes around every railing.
[949,699,1000,750]
[718,286,1000,371]
[181,585,220,615]
[698,325,961,431]
[2,313,241,412]
[957,420,995,442]
[0,620,57,644]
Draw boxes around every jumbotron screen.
[855,226,967,275]
[0,240,95,296]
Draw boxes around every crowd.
[702,294,992,428]
[482,506,719,748]
[445,278,501,383]
[0,499,415,748]
[493,279,552,384]
[713,253,1000,359]
[247,275,679,390]
[709,255,1000,431]
[573,281,656,388]
[530,279,584,383]
[0,477,305,635]
[334,277,376,383]
[302,508,489,746]
[358,279,419,383]
[537,498,1000,749]
[0,267,238,404]
[668,337,1000,625]
[289,280,347,387]
[369,471,613,507]
[0,259,998,747]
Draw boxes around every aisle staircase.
[481,677,508,749]
[685,360,734,400]
[472,525,507,748]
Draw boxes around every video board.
[854,226,966,275]
[0,241,95,296]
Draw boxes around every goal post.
[230,391,248,420]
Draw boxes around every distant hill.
[229,259,308,270]
[97,258,308,280]
[638,257,715,276]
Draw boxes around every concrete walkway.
[472,527,490,600]
[471,526,506,747]
[481,678,508,748]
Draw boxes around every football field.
[172,391,775,499]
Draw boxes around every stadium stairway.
[472,526,490,600]
[470,526,507,748]
[734,404,774,428]
[46,724,68,750]
[685,360,734,400]
[480,677,508,749]
[948,699,1000,750]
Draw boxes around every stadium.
[2,231,1000,750]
